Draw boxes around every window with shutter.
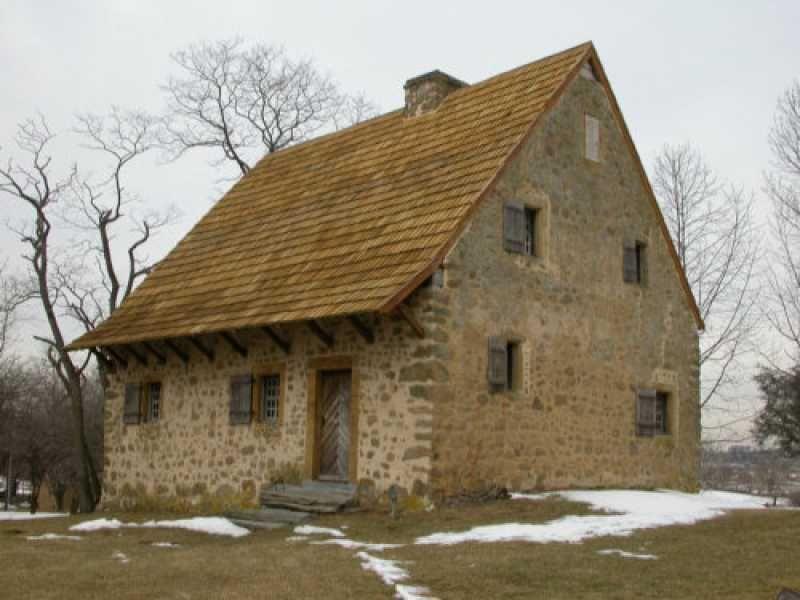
[229,375,253,425]
[636,389,657,436]
[503,202,526,254]
[585,114,600,161]
[488,337,508,389]
[123,383,141,424]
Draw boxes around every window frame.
[504,201,544,259]
[488,337,524,393]
[585,113,600,162]
[122,381,163,425]
[636,389,670,437]
[623,239,647,285]
[253,363,287,427]
[229,374,254,426]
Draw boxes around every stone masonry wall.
[429,73,701,494]
[102,290,447,510]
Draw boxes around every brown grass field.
[1,497,798,599]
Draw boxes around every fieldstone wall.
[101,293,446,510]
[428,73,701,494]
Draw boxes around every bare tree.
[766,81,800,359]
[0,113,173,511]
[161,38,377,177]
[652,144,760,424]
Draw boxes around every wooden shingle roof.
[68,42,701,351]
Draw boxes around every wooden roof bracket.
[143,341,167,365]
[124,344,148,366]
[164,339,190,365]
[91,347,115,373]
[348,315,375,344]
[262,326,291,354]
[188,336,215,362]
[308,320,334,348]
[221,331,248,358]
[397,303,424,339]
[104,346,128,369]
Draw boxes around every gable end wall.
[429,73,700,493]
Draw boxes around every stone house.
[68,42,703,509]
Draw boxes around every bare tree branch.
[652,143,761,423]
[160,38,378,177]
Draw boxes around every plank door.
[318,370,351,480]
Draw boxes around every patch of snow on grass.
[0,511,66,521]
[285,535,308,542]
[357,552,437,600]
[597,548,658,560]
[140,517,249,538]
[416,489,771,546]
[71,518,124,532]
[312,538,403,551]
[112,550,129,564]
[26,533,82,541]
[71,517,249,538]
[152,542,179,548]
[293,525,345,537]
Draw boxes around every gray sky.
[2,0,799,440]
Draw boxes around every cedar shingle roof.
[68,42,701,351]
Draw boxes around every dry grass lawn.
[1,498,798,599]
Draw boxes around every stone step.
[260,480,358,514]
[228,518,287,531]
[225,508,312,524]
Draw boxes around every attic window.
[585,115,600,162]
[623,240,647,284]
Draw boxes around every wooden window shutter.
[637,389,657,436]
[623,240,638,283]
[123,383,141,424]
[229,375,253,425]
[488,337,508,389]
[503,202,526,254]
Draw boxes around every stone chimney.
[404,70,467,117]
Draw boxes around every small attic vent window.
[581,62,598,82]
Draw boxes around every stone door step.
[227,518,287,531]
[260,481,358,514]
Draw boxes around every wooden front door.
[318,370,351,480]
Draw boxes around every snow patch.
[285,535,309,542]
[71,518,124,532]
[293,525,345,538]
[0,511,67,521]
[356,552,437,600]
[416,489,771,546]
[597,548,658,560]
[71,516,249,538]
[112,550,130,564]
[152,542,180,548]
[26,533,82,541]
[311,538,403,552]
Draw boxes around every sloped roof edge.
[381,43,704,331]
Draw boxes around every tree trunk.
[66,374,101,512]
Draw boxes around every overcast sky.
[2,0,798,440]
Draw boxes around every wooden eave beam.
[91,347,115,372]
[164,339,190,365]
[221,331,248,358]
[262,326,291,354]
[188,337,214,362]
[124,344,148,366]
[348,315,374,344]
[308,320,334,348]
[397,304,425,339]
[142,341,166,365]
[104,346,128,369]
